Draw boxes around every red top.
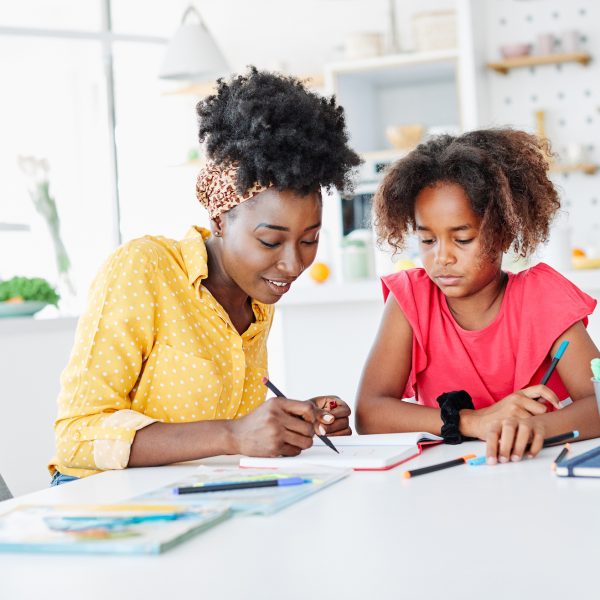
[381,263,597,409]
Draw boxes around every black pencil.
[551,444,571,471]
[542,430,579,447]
[262,377,339,454]
[174,477,308,494]
[402,454,477,479]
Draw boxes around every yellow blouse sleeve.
[54,239,161,473]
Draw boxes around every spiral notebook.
[239,432,443,471]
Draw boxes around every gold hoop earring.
[214,231,222,237]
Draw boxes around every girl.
[50,68,359,483]
[356,129,600,464]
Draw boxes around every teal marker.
[540,340,569,386]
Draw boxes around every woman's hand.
[310,396,352,436]
[460,385,560,439]
[229,396,317,457]
[483,417,547,464]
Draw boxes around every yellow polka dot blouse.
[50,227,273,478]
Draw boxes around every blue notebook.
[555,444,600,478]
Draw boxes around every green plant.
[0,276,60,305]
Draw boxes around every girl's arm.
[483,320,600,462]
[355,296,444,434]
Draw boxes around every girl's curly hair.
[373,128,560,258]
[197,67,361,196]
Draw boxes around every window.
[0,1,203,313]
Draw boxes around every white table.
[1,440,599,600]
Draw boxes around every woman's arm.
[355,296,444,434]
[129,396,320,466]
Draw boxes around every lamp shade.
[159,20,229,81]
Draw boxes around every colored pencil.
[262,377,339,454]
[174,477,309,495]
[542,430,579,447]
[550,443,571,471]
[540,340,569,386]
[402,454,476,479]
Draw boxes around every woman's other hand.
[310,396,352,436]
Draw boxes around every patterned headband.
[196,160,272,219]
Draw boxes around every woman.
[50,68,360,483]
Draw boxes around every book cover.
[555,444,600,478]
[0,503,231,555]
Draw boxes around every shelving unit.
[486,52,592,75]
[325,48,461,155]
[320,48,464,280]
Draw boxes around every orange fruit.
[309,262,330,284]
[5,296,24,304]
[572,248,586,257]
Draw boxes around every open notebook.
[239,432,443,471]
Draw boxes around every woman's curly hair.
[197,67,361,196]
[373,128,560,258]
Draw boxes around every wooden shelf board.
[162,73,324,98]
[487,52,592,74]
[549,163,598,175]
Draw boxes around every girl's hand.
[230,396,317,457]
[310,396,352,436]
[483,417,547,464]
[460,385,560,439]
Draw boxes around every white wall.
[0,318,76,496]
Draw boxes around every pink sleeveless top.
[382,263,596,409]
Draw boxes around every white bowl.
[500,43,532,59]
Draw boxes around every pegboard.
[481,0,600,254]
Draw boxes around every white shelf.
[327,49,458,78]
[0,222,29,232]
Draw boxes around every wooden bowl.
[385,124,424,150]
